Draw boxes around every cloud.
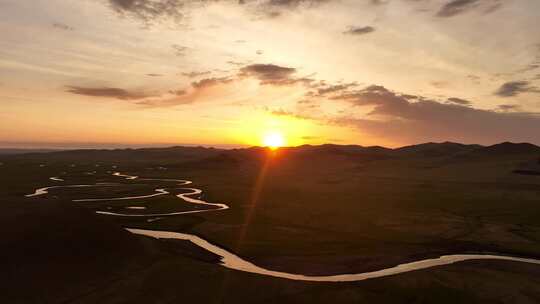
[171,44,188,56]
[271,108,296,116]
[235,63,316,86]
[140,65,309,107]
[242,0,332,20]
[52,22,74,31]
[134,63,315,107]
[517,45,540,73]
[343,26,376,36]
[331,85,410,114]
[227,60,247,66]
[437,0,479,17]
[137,76,234,107]
[522,64,540,72]
[108,0,185,25]
[191,77,234,89]
[103,63,309,107]
[494,81,539,97]
[65,86,151,100]
[431,81,449,89]
[239,63,306,85]
[497,104,520,112]
[310,82,358,96]
[436,0,502,17]
[370,0,389,5]
[446,97,472,105]
[168,89,187,96]
[466,74,481,84]
[240,64,295,79]
[270,108,313,120]
[181,71,212,78]
[483,1,502,14]
[300,84,540,145]
[108,0,331,25]
[263,0,329,7]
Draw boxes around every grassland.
[2,143,540,303]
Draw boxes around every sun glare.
[262,132,285,149]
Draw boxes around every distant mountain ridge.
[2,142,539,162]
[394,142,483,157]
[473,142,540,155]
[0,148,62,155]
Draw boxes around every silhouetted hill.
[2,142,539,166]
[0,148,63,155]
[282,144,392,158]
[393,142,483,157]
[3,146,226,163]
[472,142,540,156]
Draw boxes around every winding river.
[26,171,540,282]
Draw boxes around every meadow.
[2,143,540,303]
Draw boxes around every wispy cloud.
[191,77,234,89]
[107,0,332,25]
[343,26,375,36]
[239,64,296,81]
[52,22,74,31]
[446,97,472,105]
[436,0,502,17]
[497,104,521,112]
[137,75,240,107]
[308,82,358,97]
[171,44,188,56]
[494,81,539,97]
[181,71,212,78]
[108,0,185,26]
[66,86,152,100]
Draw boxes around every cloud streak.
[437,0,480,17]
[238,63,313,85]
[52,22,74,31]
[65,63,307,107]
[446,97,472,105]
[66,86,152,100]
[191,77,234,89]
[171,44,188,56]
[239,64,296,80]
[494,81,539,97]
[108,0,185,25]
[436,0,502,17]
[343,26,375,36]
[108,0,331,25]
[181,71,212,78]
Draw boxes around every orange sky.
[1,0,540,148]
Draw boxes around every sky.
[1,0,540,148]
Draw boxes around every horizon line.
[1,141,539,152]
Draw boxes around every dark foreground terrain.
[2,142,540,303]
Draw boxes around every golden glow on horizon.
[1,1,539,148]
[229,111,314,147]
[262,131,285,149]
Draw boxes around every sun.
[262,131,285,150]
